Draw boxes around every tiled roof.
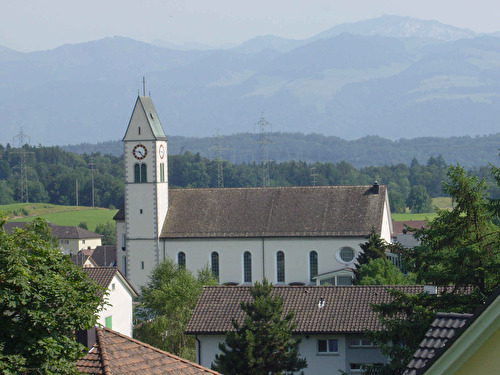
[83,267,118,289]
[391,220,427,237]
[2,222,102,239]
[161,185,387,238]
[186,285,427,335]
[404,285,500,375]
[91,246,117,267]
[403,313,471,375]
[76,327,219,374]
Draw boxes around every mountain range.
[1,15,499,147]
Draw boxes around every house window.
[309,251,318,282]
[243,251,252,283]
[111,283,115,291]
[82,240,85,244]
[339,246,355,263]
[318,339,338,354]
[178,252,186,268]
[105,316,112,329]
[349,338,374,348]
[276,251,285,283]
[160,163,165,182]
[337,276,353,285]
[211,251,219,282]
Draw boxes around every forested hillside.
[0,144,498,214]
[63,132,500,169]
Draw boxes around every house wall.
[161,237,364,286]
[96,275,134,337]
[453,328,500,375]
[196,334,385,374]
[59,238,102,255]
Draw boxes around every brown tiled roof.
[91,246,117,267]
[186,285,427,335]
[392,220,427,237]
[161,185,386,238]
[76,327,219,374]
[403,312,471,375]
[113,207,124,221]
[83,267,118,289]
[2,222,102,239]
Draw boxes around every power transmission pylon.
[254,114,272,187]
[212,129,226,188]
[12,129,33,203]
[311,167,318,186]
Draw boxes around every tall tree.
[134,259,217,361]
[406,185,433,213]
[0,218,103,374]
[212,279,307,375]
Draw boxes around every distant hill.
[1,16,500,146]
[62,132,500,169]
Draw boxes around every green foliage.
[133,259,217,361]
[357,258,415,285]
[78,221,88,229]
[0,218,104,374]
[94,221,116,245]
[406,185,433,213]
[357,229,387,267]
[366,164,500,375]
[212,279,307,375]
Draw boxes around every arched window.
[134,163,140,183]
[140,163,147,182]
[310,251,318,282]
[134,163,148,183]
[243,251,252,283]
[178,252,186,268]
[211,252,219,282]
[276,251,285,283]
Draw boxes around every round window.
[339,247,355,263]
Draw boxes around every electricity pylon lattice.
[211,129,227,188]
[13,129,33,203]
[254,114,272,187]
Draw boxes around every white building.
[115,96,393,290]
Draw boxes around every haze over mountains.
[1,15,499,147]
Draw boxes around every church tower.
[118,95,168,289]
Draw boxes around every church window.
[138,127,141,135]
[140,163,147,182]
[160,163,165,182]
[141,261,145,270]
[243,251,252,283]
[140,209,143,214]
[178,252,186,268]
[211,252,219,282]
[339,246,355,263]
[134,164,140,182]
[276,251,285,283]
[310,251,318,282]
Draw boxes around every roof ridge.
[102,328,219,374]
[172,185,382,192]
[97,327,113,375]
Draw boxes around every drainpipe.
[262,237,265,280]
[195,335,201,365]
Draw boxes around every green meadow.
[0,203,117,232]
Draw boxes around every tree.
[0,218,104,374]
[94,221,116,245]
[212,279,307,375]
[406,185,432,213]
[357,258,414,285]
[356,229,387,268]
[134,259,217,361]
[365,165,500,374]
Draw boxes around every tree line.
[1,143,499,214]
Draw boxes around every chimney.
[424,285,437,295]
[75,326,97,350]
[371,181,380,194]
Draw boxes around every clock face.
[133,144,148,160]
[159,144,165,159]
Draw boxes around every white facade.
[195,333,386,374]
[161,237,366,285]
[96,273,137,337]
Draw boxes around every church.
[114,95,393,290]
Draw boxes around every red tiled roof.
[391,220,427,237]
[186,285,429,335]
[76,327,219,374]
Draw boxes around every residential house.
[404,285,500,375]
[186,285,432,374]
[114,95,393,290]
[83,267,138,337]
[76,327,219,374]
[3,222,102,255]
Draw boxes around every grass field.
[392,197,451,222]
[0,203,118,231]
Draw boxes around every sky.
[1,0,500,52]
